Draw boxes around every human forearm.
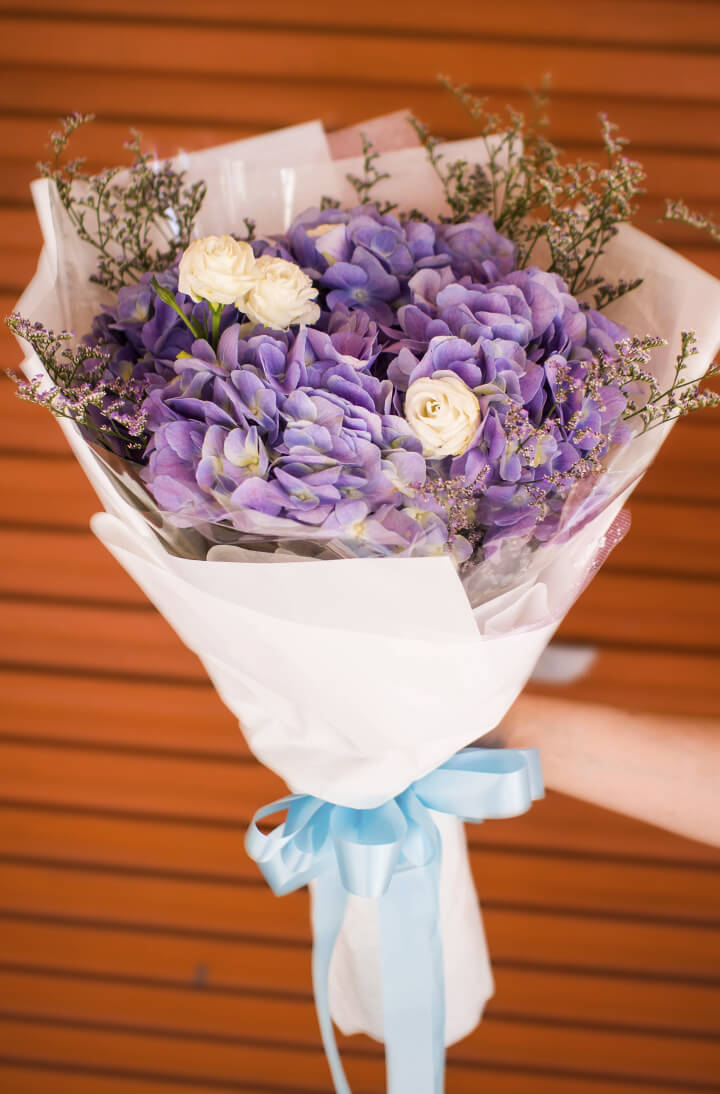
[485,693,720,847]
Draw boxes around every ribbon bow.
[246,747,543,1094]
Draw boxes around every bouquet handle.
[246,747,544,1094]
[326,811,493,1046]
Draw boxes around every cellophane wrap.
[14,114,720,1046]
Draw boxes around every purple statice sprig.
[662,200,720,245]
[39,115,206,294]
[6,313,148,450]
[613,331,720,434]
[434,80,646,308]
[591,277,643,312]
[415,468,490,550]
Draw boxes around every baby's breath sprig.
[39,115,206,293]
[6,313,148,452]
[346,133,397,216]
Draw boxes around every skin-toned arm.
[483,693,720,848]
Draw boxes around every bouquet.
[8,92,720,1094]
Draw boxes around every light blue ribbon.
[245,747,543,1094]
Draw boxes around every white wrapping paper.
[13,118,720,1049]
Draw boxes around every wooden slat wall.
[1,3,719,1092]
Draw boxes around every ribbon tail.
[311,870,353,1094]
[379,858,445,1094]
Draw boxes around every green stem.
[210,302,223,350]
[151,277,203,340]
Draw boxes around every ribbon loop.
[414,747,543,820]
[245,746,544,1094]
[331,800,407,898]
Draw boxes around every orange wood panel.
[0,1067,312,1094]
[3,747,720,922]
[2,916,718,1037]
[4,137,720,207]
[7,0,720,49]
[2,19,719,103]
[3,573,720,669]
[0,968,718,1086]
[5,595,720,717]
[2,865,713,981]
[1,3,720,1091]
[4,770,720,867]
[0,1049,705,1094]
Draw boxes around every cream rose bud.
[178,235,257,307]
[405,371,482,458]
[243,255,321,330]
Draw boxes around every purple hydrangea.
[385,264,631,546]
[140,321,452,554]
[253,205,517,329]
[87,204,634,560]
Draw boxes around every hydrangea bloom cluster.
[88,203,633,559]
[14,108,720,563]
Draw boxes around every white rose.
[405,371,481,458]
[178,235,257,307]
[244,255,320,330]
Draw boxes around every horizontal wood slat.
[1,759,718,923]
[2,562,719,664]
[0,669,240,753]
[1,599,204,679]
[4,790,719,890]
[0,967,718,1087]
[1,93,719,179]
[530,646,720,719]
[0,1066,279,1094]
[3,134,720,208]
[2,663,719,864]
[1,863,714,980]
[4,597,720,716]
[4,0,720,49]
[3,79,720,167]
[2,916,718,1037]
[0,1062,698,1094]
[3,1021,716,1094]
[1,666,720,865]
[1,19,719,103]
